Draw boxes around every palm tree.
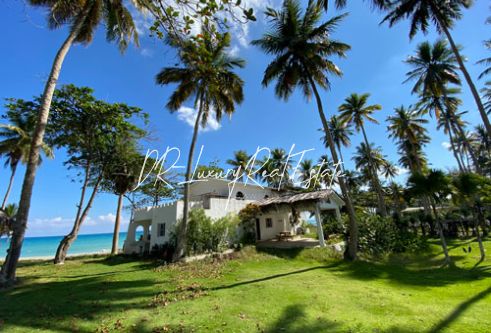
[452,173,490,261]
[1,0,140,287]
[418,87,481,173]
[321,115,353,170]
[227,150,252,181]
[156,30,244,260]
[404,40,481,173]
[339,93,388,217]
[252,0,360,260]
[316,0,389,11]
[382,0,491,137]
[0,108,53,210]
[387,105,429,174]
[477,14,491,80]
[299,159,320,190]
[256,148,294,189]
[407,170,452,265]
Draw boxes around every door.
[255,218,261,241]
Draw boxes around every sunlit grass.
[0,238,490,332]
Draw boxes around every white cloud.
[98,213,116,223]
[441,142,452,150]
[140,48,154,57]
[177,105,222,132]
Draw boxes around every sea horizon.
[0,232,139,259]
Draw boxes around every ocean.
[0,232,140,259]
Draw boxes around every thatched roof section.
[256,189,335,208]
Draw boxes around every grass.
[0,238,490,333]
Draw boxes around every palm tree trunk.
[2,163,18,210]
[360,125,388,217]
[0,14,87,284]
[431,201,451,265]
[111,193,124,255]
[474,204,486,261]
[436,12,491,138]
[306,73,358,261]
[173,95,205,261]
[54,175,102,264]
[448,128,466,172]
[336,143,346,172]
[452,122,481,174]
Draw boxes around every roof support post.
[314,203,326,247]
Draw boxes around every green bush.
[186,209,239,255]
[355,213,426,255]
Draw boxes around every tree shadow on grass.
[262,304,340,333]
[330,259,491,287]
[427,285,491,333]
[256,247,305,259]
[0,275,157,333]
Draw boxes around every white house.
[123,179,344,255]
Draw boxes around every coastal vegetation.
[0,3,489,327]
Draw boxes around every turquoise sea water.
[0,232,139,259]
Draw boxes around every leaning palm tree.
[252,0,360,260]
[1,0,140,287]
[382,0,491,137]
[156,30,244,260]
[0,113,53,210]
[321,115,353,170]
[339,93,388,217]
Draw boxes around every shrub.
[355,213,426,255]
[186,209,239,255]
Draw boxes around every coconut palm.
[382,0,491,137]
[387,105,429,174]
[316,0,389,11]
[227,150,252,181]
[299,159,320,190]
[321,115,353,170]
[0,108,53,210]
[452,173,491,261]
[404,40,481,173]
[156,30,244,260]
[407,169,452,265]
[1,0,141,287]
[404,39,460,96]
[252,0,360,260]
[257,148,294,189]
[339,93,388,217]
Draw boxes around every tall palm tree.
[321,115,353,170]
[1,0,141,287]
[407,170,452,265]
[252,0,360,260]
[338,93,388,217]
[387,105,429,174]
[0,113,53,210]
[404,40,481,173]
[227,150,252,181]
[156,30,244,260]
[382,0,491,137]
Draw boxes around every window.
[265,218,273,228]
[236,191,245,200]
[158,223,166,237]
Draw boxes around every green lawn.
[1,238,490,333]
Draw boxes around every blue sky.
[0,0,489,237]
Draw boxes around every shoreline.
[18,250,112,262]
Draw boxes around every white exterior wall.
[189,179,276,201]
[257,207,294,240]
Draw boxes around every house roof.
[256,189,340,207]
